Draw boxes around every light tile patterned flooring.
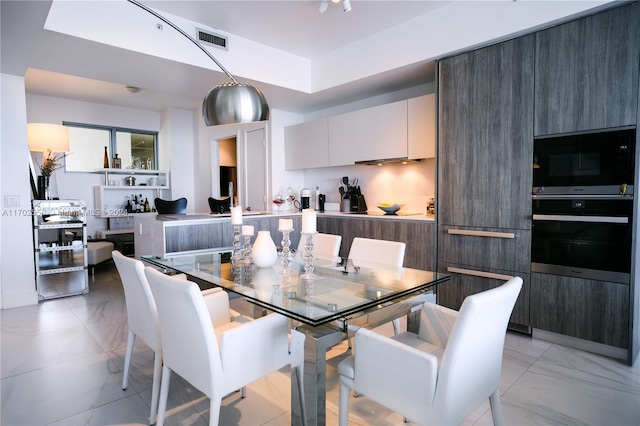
[2,262,639,425]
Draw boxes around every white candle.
[241,225,254,236]
[231,206,243,225]
[301,209,317,233]
[279,218,293,231]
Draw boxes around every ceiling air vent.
[196,28,228,50]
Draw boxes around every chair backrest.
[433,277,523,424]
[144,266,222,398]
[348,237,406,267]
[295,233,342,262]
[154,197,187,214]
[111,250,161,352]
[208,197,231,214]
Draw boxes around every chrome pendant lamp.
[127,0,269,126]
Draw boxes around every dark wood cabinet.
[438,35,534,230]
[437,35,534,328]
[530,273,629,349]
[438,268,530,330]
[534,2,640,135]
[317,216,435,271]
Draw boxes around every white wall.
[26,94,163,237]
[1,73,38,308]
[160,108,196,212]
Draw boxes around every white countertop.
[138,210,435,224]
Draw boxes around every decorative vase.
[37,176,49,200]
[251,230,277,268]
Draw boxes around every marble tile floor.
[2,261,639,425]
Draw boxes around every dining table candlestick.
[279,228,293,272]
[232,224,242,270]
[230,205,243,225]
[300,232,316,279]
[301,209,317,233]
[241,225,254,265]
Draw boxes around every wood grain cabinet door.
[438,35,534,230]
[534,2,640,135]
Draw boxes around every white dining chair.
[337,277,523,426]
[144,266,291,426]
[295,232,342,263]
[347,237,406,336]
[112,250,163,425]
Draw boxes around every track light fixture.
[319,0,351,13]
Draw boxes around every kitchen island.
[134,211,435,267]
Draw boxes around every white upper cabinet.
[284,94,435,170]
[408,94,435,159]
[354,100,408,162]
[328,112,355,167]
[284,118,329,170]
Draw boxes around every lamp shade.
[203,82,270,126]
[27,123,69,153]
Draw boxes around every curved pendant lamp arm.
[126,0,239,84]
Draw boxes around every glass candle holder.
[279,228,292,272]
[242,235,253,265]
[300,232,316,279]
[232,224,242,270]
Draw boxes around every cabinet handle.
[447,267,514,281]
[532,214,628,224]
[447,229,515,239]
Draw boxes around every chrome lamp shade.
[127,0,269,126]
[203,82,269,126]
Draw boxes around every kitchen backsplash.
[290,158,435,214]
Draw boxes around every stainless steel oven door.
[531,213,632,283]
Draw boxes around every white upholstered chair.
[337,277,523,426]
[348,237,406,335]
[112,250,163,425]
[295,232,342,263]
[144,267,291,426]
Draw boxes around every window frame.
[62,122,158,172]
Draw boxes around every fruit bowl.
[377,203,405,215]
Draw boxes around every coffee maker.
[300,188,311,209]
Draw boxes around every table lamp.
[27,123,70,199]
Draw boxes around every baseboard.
[1,290,38,309]
[532,328,628,362]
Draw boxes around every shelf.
[95,168,167,175]
[96,228,134,237]
[98,185,168,190]
[38,266,86,275]
[32,199,88,300]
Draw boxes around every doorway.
[218,137,237,204]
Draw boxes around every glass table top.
[142,249,449,327]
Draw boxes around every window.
[63,122,158,172]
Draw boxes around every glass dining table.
[142,248,449,426]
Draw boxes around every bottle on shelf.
[144,198,150,212]
[112,154,121,169]
[138,194,144,212]
[103,146,109,168]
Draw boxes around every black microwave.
[533,128,636,196]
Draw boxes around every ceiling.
[1,0,618,116]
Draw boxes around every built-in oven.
[531,197,633,284]
[533,128,636,196]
